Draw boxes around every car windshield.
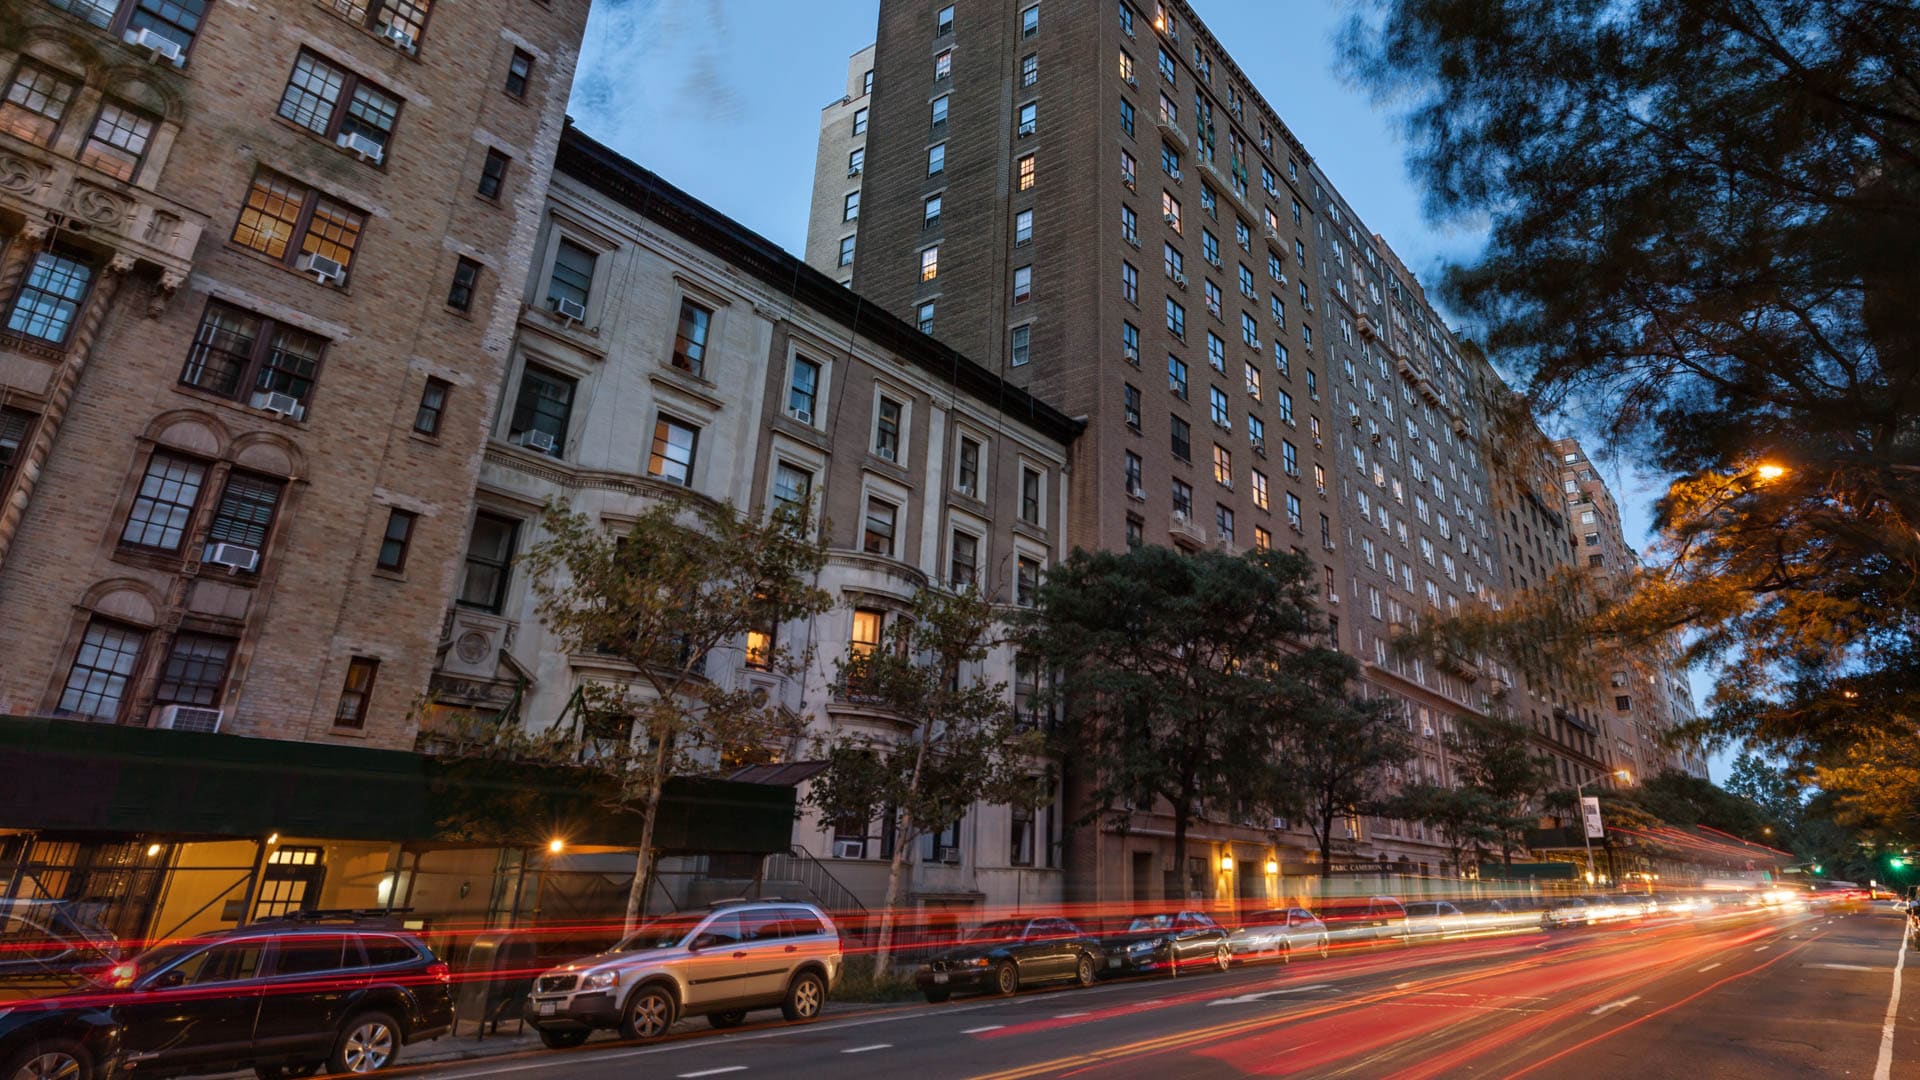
[127,937,218,981]
[964,921,1025,943]
[1127,914,1176,932]
[614,917,700,952]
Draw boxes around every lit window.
[920,246,940,282]
[0,61,77,146]
[648,416,700,486]
[1018,153,1037,190]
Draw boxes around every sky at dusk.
[568,0,1728,779]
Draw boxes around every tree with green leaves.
[1414,709,1556,868]
[805,584,1046,978]
[1343,0,1920,810]
[1020,545,1368,898]
[1387,783,1498,878]
[512,495,832,929]
[1726,752,1805,833]
[1268,662,1415,881]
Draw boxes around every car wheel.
[5,1041,91,1080]
[923,988,952,1003]
[994,960,1020,996]
[1074,952,1097,988]
[1277,940,1291,965]
[1213,943,1231,973]
[619,985,677,1041]
[708,1010,749,1030]
[1318,935,1330,960]
[537,1030,590,1050]
[329,1012,401,1074]
[782,970,827,1022]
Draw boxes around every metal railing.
[761,846,869,931]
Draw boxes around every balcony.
[0,133,206,291]
[1169,510,1208,549]
[1356,312,1382,339]
[1156,116,1189,151]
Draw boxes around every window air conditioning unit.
[128,27,184,65]
[1312,436,1323,449]
[378,22,418,54]
[295,252,345,286]
[1018,124,1035,137]
[1270,816,1288,831]
[832,839,865,859]
[1422,724,1436,738]
[1288,520,1304,534]
[1169,168,1183,182]
[1272,316,1285,330]
[205,543,261,572]
[155,705,223,734]
[1304,301,1314,314]
[1122,176,1137,193]
[847,165,863,178]
[1327,592,1341,605]
[958,480,977,497]
[517,428,558,454]
[549,296,587,323]
[337,131,385,163]
[250,390,305,421]
[789,408,812,425]
[877,444,896,462]
[1124,74,1139,88]
[1124,234,1140,249]
[1173,509,1191,525]
[1172,272,1188,289]
[938,845,961,864]
[1277,273,1288,286]
[1163,212,1179,226]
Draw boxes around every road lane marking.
[679,1070,747,1078]
[1697,963,1721,972]
[842,1044,891,1054]
[1874,920,1909,1080]
[1817,963,1877,971]
[961,1025,1004,1034]
[1588,995,1640,1015]
[1207,983,1334,1006]
[1053,1011,1090,1018]
[1755,945,1771,952]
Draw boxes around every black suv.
[0,911,453,1080]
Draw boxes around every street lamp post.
[1573,770,1634,885]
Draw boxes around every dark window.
[477,148,509,199]
[376,509,415,571]
[504,48,533,97]
[0,408,33,490]
[181,301,327,412]
[363,937,418,967]
[273,935,350,976]
[1125,513,1144,549]
[671,299,712,376]
[55,618,146,720]
[121,451,207,552]
[546,239,595,312]
[875,397,903,461]
[1170,415,1190,462]
[458,513,518,611]
[648,416,699,486]
[413,378,449,436]
[862,497,898,556]
[1020,467,1042,524]
[507,365,573,455]
[788,357,820,421]
[949,530,978,587]
[335,657,378,728]
[204,473,284,568]
[1016,555,1040,606]
[447,257,481,312]
[318,0,432,49]
[956,436,980,496]
[154,631,234,708]
[6,251,93,345]
[277,50,401,161]
[0,60,79,146]
[232,170,365,279]
[45,0,212,60]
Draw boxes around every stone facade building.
[0,0,587,749]
[426,125,1083,919]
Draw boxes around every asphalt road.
[392,905,1915,1080]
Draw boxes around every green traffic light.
[1812,863,1823,873]
[1893,857,1910,869]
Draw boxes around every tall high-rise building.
[0,0,588,747]
[803,45,876,281]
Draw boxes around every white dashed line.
[1589,995,1641,1015]
[1755,945,1771,952]
[679,1069,747,1078]
[1053,1011,1090,1019]
[842,1044,892,1054]
[1875,923,1909,1080]
[961,1025,1004,1034]
[1698,963,1722,973]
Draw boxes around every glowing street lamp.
[548,837,567,855]
[1754,463,1788,482]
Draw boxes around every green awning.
[0,716,793,854]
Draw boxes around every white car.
[1227,908,1329,962]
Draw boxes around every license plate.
[538,1003,556,1016]
[1108,957,1121,968]
[933,973,949,984]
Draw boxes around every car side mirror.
[689,934,719,952]
[149,969,187,990]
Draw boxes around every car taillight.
[108,963,138,989]
[426,961,451,984]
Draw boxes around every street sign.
[1328,861,1398,875]
[1581,796,1605,839]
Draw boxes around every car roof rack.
[251,908,415,928]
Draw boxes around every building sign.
[1581,796,1605,840]
[1328,861,1398,875]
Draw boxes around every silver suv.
[524,899,841,1047]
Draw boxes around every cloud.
[572,0,745,132]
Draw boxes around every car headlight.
[582,970,619,990]
[965,957,992,968]
[1128,940,1159,955]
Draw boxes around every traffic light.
[1892,856,1910,869]
[1811,863,1823,874]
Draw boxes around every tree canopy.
[1344,0,1920,815]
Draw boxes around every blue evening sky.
[569,1,1727,778]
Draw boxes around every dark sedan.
[1098,911,1231,976]
[916,917,1102,1001]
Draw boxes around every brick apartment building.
[817,0,1710,899]
[0,0,586,747]
[804,45,875,282]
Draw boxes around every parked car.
[1320,896,1409,948]
[1098,911,1231,975]
[524,899,840,1047]
[0,899,120,1002]
[914,917,1102,1001]
[1452,899,1535,934]
[1542,896,1590,929]
[1402,900,1469,940]
[0,911,451,1080]
[1225,908,1328,963]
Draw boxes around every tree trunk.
[874,720,934,981]
[1169,792,1191,905]
[623,727,676,932]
